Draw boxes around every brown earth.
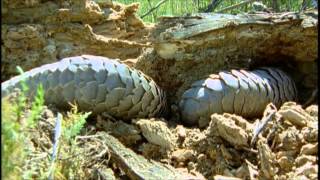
[22,101,318,179]
[1,0,318,180]
[2,0,153,81]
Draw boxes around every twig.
[191,0,199,11]
[141,0,168,19]
[279,12,298,19]
[216,0,256,13]
[272,0,280,12]
[204,0,222,12]
[28,152,49,161]
[51,113,62,161]
[266,116,282,150]
[76,134,103,140]
[147,0,157,22]
[266,124,277,142]
[241,147,258,154]
[48,113,63,180]
[250,104,277,146]
[299,0,308,13]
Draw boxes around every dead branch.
[250,104,278,146]
[216,0,256,13]
[204,0,222,12]
[141,0,168,19]
[96,131,202,179]
[147,0,157,22]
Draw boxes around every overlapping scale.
[1,55,166,120]
[179,68,297,126]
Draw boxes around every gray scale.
[180,68,297,126]
[1,55,166,120]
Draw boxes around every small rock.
[172,149,193,162]
[208,113,248,147]
[277,126,303,151]
[276,150,297,159]
[96,118,141,146]
[295,155,317,167]
[305,105,318,118]
[278,102,313,127]
[300,143,318,155]
[176,125,187,139]
[295,162,318,178]
[222,113,253,132]
[235,160,259,180]
[277,156,294,171]
[234,164,248,179]
[257,140,277,179]
[92,167,116,180]
[187,161,196,171]
[42,108,54,119]
[301,127,318,142]
[197,153,207,162]
[134,118,176,149]
[140,143,163,160]
[176,167,206,180]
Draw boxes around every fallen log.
[136,10,318,106]
[97,131,203,180]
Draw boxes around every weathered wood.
[153,10,317,61]
[96,132,199,180]
[136,10,317,107]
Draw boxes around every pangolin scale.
[179,68,297,126]
[2,55,298,126]
[1,55,166,119]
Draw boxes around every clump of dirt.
[86,102,317,179]
[2,1,318,179]
[25,102,318,179]
[2,0,153,81]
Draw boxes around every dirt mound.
[94,102,318,179]
[26,102,317,179]
[2,0,318,179]
[2,0,153,81]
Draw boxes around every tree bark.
[136,10,318,106]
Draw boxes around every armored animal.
[1,55,166,119]
[2,55,298,126]
[179,68,297,126]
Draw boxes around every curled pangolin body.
[2,55,166,119]
[179,68,297,126]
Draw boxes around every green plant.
[1,98,25,179]
[14,66,29,120]
[2,100,43,179]
[115,0,313,23]
[63,104,91,141]
[2,66,47,179]
[45,103,91,179]
[27,84,45,128]
[2,83,91,179]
